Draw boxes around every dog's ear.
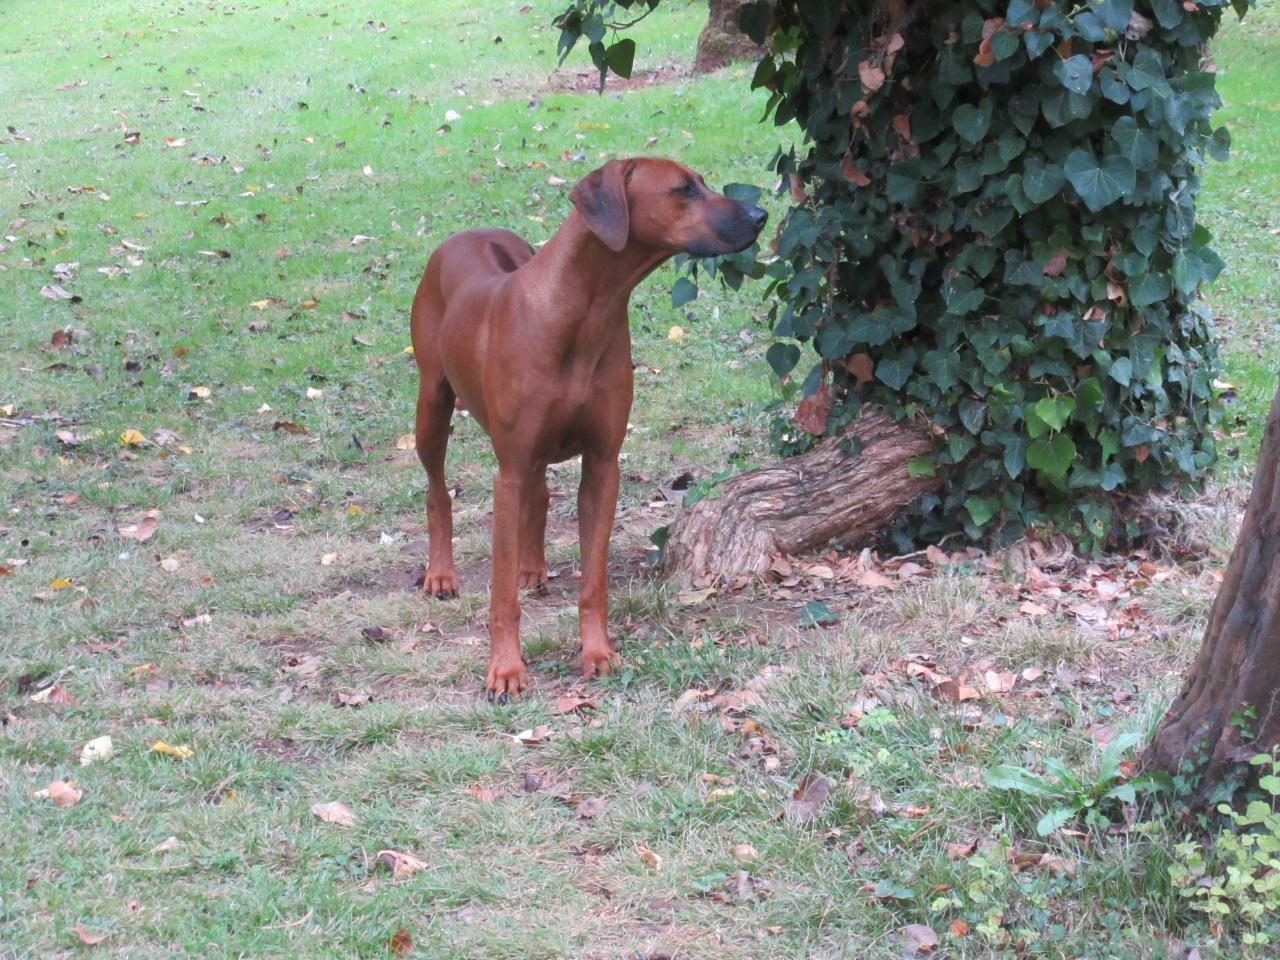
[570,160,631,252]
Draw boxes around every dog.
[409,157,767,700]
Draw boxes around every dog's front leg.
[577,451,621,679]
[486,463,531,700]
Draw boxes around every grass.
[2,1,1278,957]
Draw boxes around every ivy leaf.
[1124,49,1169,94]
[1053,55,1094,95]
[1208,126,1231,162]
[875,354,914,390]
[1033,395,1076,431]
[1150,0,1183,29]
[964,496,998,527]
[952,99,993,143]
[922,350,961,393]
[1063,150,1136,211]
[943,274,986,315]
[1095,0,1134,30]
[1099,67,1130,104]
[1003,436,1029,478]
[766,342,801,380]
[1022,158,1066,204]
[671,277,698,307]
[604,38,636,79]
[1027,434,1076,478]
[1129,271,1170,307]
[1110,117,1158,170]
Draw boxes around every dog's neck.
[522,210,671,320]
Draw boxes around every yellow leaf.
[402,345,414,355]
[395,434,416,451]
[151,740,195,759]
[667,325,685,343]
[300,299,319,309]
[249,299,271,310]
[345,504,363,516]
[188,385,211,398]
[50,577,73,590]
[119,428,147,446]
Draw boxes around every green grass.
[1,1,1278,957]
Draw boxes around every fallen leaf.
[272,420,309,435]
[944,840,977,860]
[934,679,981,702]
[395,434,416,450]
[555,695,596,715]
[50,577,74,590]
[637,845,663,869]
[118,517,158,542]
[949,919,970,938]
[151,836,182,854]
[119,428,147,446]
[858,59,886,93]
[783,772,832,822]
[667,325,684,342]
[150,740,194,759]
[901,923,938,955]
[575,796,608,819]
[39,283,75,301]
[377,849,428,879]
[514,725,552,745]
[31,684,76,706]
[388,928,413,956]
[306,387,324,400]
[37,779,82,807]
[71,926,109,946]
[311,800,356,827]
[79,736,113,766]
[731,843,757,861]
[983,670,1016,694]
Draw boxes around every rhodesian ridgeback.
[410,157,767,700]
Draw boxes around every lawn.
[1,1,1277,958]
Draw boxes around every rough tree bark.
[660,409,940,585]
[1146,381,1280,802]
[693,0,770,74]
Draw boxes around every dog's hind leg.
[415,371,460,599]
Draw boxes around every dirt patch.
[545,63,690,95]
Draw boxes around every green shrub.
[556,0,1252,549]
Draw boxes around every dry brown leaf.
[71,926,109,946]
[934,679,980,702]
[575,796,608,819]
[466,784,496,803]
[388,928,413,956]
[80,735,113,766]
[151,836,182,854]
[944,839,978,860]
[377,849,428,880]
[38,780,83,807]
[514,724,552,745]
[983,670,1016,694]
[731,843,758,861]
[845,352,874,385]
[858,59,886,93]
[783,772,832,822]
[117,517,158,542]
[901,923,938,955]
[637,845,663,869]
[554,695,596,715]
[311,800,356,827]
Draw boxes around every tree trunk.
[660,409,940,585]
[693,0,770,74]
[1146,381,1280,802]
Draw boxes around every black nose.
[746,205,768,228]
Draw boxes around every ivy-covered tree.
[556,0,1247,571]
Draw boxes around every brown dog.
[409,157,766,700]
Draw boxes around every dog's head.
[569,157,767,256]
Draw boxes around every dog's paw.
[485,658,529,703]
[517,566,549,594]
[579,645,620,681]
[422,567,460,599]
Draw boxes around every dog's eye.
[673,180,698,198]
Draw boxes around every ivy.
[554,0,1248,550]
